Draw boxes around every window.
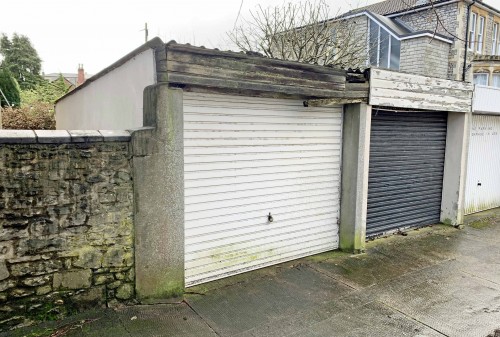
[368,19,401,70]
[477,16,485,53]
[473,73,489,86]
[493,74,500,88]
[494,23,500,56]
[469,13,477,50]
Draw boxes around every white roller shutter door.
[183,93,342,287]
[465,114,500,214]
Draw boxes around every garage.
[366,109,448,236]
[465,114,500,214]
[183,93,343,286]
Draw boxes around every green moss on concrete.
[305,250,352,262]
[469,218,493,229]
[137,267,185,303]
[441,218,453,226]
[339,228,366,254]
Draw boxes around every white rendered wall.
[56,49,156,130]
[473,85,500,115]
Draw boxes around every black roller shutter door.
[367,109,447,236]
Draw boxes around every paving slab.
[186,264,354,336]
[115,304,218,337]
[311,226,461,289]
[3,309,128,337]
[372,262,500,337]
[288,301,446,337]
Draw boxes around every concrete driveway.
[8,209,500,337]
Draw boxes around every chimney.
[77,64,85,86]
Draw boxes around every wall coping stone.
[35,130,71,143]
[0,130,37,143]
[0,130,131,144]
[68,130,104,143]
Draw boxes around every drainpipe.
[463,0,476,81]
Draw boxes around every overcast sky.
[2,0,500,75]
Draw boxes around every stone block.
[10,260,62,277]
[36,285,52,296]
[107,280,121,289]
[53,269,92,290]
[10,288,35,298]
[102,247,126,267]
[21,275,51,287]
[72,286,105,304]
[115,283,134,300]
[0,262,9,281]
[93,274,114,285]
[66,213,88,227]
[127,268,135,282]
[73,247,103,269]
[0,280,16,292]
[21,237,66,254]
[0,242,14,260]
[99,192,116,204]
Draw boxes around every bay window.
[493,74,500,88]
[368,19,401,70]
[473,73,489,86]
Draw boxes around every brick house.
[43,64,89,90]
[338,0,500,86]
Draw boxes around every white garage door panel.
[186,236,338,274]
[186,212,337,244]
[185,169,338,189]
[188,244,335,286]
[186,188,339,215]
[186,174,339,196]
[184,93,342,287]
[186,180,338,206]
[185,144,341,155]
[185,195,339,226]
[185,162,340,180]
[186,223,336,258]
[465,115,500,214]
[186,213,337,248]
[186,199,338,230]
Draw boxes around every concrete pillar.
[441,111,471,226]
[339,103,372,253]
[131,85,185,303]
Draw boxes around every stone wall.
[400,36,451,79]
[397,2,462,81]
[0,130,134,331]
[397,3,459,39]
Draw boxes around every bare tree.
[228,0,371,69]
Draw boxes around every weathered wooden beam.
[157,42,359,99]
[166,51,345,86]
[167,73,346,98]
[369,68,473,113]
[170,85,314,100]
[307,97,368,107]
[167,61,341,91]
[166,43,346,77]
[155,44,168,83]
